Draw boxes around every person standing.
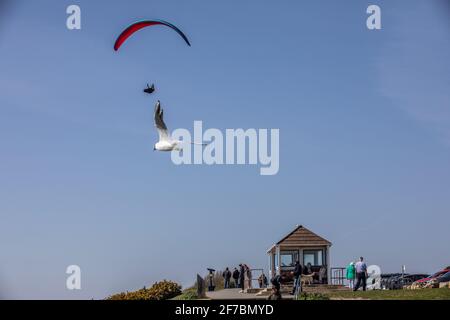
[354,257,368,291]
[319,265,327,284]
[258,274,264,289]
[245,265,252,289]
[222,267,232,289]
[258,273,268,288]
[291,261,302,295]
[239,264,245,290]
[262,273,268,288]
[346,262,356,289]
[232,268,240,288]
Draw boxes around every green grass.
[327,288,450,300]
[296,292,330,300]
[172,287,200,300]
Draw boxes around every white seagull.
[153,101,206,152]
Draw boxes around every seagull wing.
[154,101,170,141]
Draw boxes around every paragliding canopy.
[114,20,191,51]
[144,84,155,94]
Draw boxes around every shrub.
[107,280,182,300]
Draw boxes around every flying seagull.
[144,83,155,94]
[153,101,207,152]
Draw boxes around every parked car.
[414,268,450,284]
[429,271,450,287]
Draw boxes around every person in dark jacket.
[271,274,282,291]
[222,267,232,289]
[258,273,268,288]
[304,262,313,275]
[239,264,245,290]
[268,274,283,300]
[291,261,303,295]
[232,268,240,288]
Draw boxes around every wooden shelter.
[267,225,332,284]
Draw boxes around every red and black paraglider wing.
[114,20,191,51]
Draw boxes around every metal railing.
[246,268,267,289]
[331,267,346,286]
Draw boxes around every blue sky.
[0,0,449,299]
